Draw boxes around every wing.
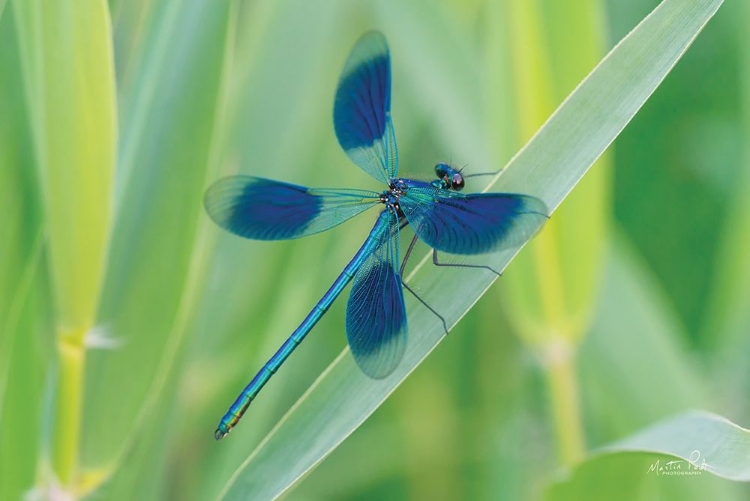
[334,31,398,184]
[401,187,548,254]
[346,209,407,379]
[204,176,380,240]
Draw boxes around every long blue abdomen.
[214,211,392,439]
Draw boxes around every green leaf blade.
[601,411,750,481]
[13,0,117,333]
[12,0,118,486]
[78,1,235,495]
[546,412,750,500]
[0,13,46,498]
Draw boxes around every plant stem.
[53,327,86,487]
[542,341,585,468]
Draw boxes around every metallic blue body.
[214,210,396,439]
[205,31,549,439]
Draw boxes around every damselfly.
[205,31,548,439]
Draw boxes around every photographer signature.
[647,450,713,476]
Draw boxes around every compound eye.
[435,163,448,178]
[451,173,465,191]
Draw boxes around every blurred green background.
[0,0,747,499]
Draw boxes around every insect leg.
[432,249,502,276]
[402,281,448,335]
[400,234,449,335]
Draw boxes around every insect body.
[205,32,547,439]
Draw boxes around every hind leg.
[400,235,449,335]
[432,249,502,276]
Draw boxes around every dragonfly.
[205,31,548,440]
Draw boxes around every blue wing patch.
[334,31,398,184]
[346,210,407,378]
[204,176,380,240]
[400,185,548,254]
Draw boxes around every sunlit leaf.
[13,0,116,334]
[500,0,610,348]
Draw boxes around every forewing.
[204,176,379,240]
[334,31,398,184]
[401,187,548,254]
[346,210,406,379]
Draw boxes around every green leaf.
[12,0,117,486]
[494,0,611,468]
[603,411,750,481]
[77,0,235,496]
[0,275,51,501]
[700,2,750,356]
[0,12,46,500]
[546,455,737,501]
[546,412,750,500]
[553,236,743,500]
[0,5,39,412]
[500,0,610,348]
[13,0,116,334]
[216,0,724,499]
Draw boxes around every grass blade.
[13,0,116,336]
[495,0,611,468]
[546,412,750,500]
[0,11,46,499]
[79,1,235,496]
[12,0,117,488]
[217,0,723,498]
[600,411,750,481]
